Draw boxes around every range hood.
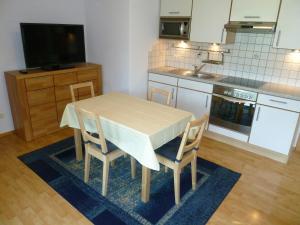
[225,21,276,33]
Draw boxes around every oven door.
[159,19,190,40]
[210,94,256,135]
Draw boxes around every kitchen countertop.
[149,66,300,101]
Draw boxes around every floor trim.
[0,130,15,139]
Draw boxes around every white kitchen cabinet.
[190,0,232,44]
[249,105,299,155]
[177,87,211,119]
[148,81,177,107]
[160,0,193,17]
[273,0,300,49]
[230,0,281,22]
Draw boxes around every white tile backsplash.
[149,33,300,87]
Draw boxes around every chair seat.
[87,133,119,154]
[156,137,191,162]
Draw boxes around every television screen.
[20,23,86,69]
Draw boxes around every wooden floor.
[0,129,300,225]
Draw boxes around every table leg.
[74,129,83,161]
[141,166,151,203]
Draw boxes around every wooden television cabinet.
[5,63,102,141]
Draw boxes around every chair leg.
[165,166,168,173]
[173,169,181,205]
[130,157,136,179]
[84,151,91,183]
[102,159,110,196]
[191,156,197,190]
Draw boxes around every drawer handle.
[244,16,260,19]
[169,11,180,14]
[205,95,209,108]
[256,106,261,121]
[270,99,287,104]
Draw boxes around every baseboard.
[0,130,15,138]
[204,131,289,164]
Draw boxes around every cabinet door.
[148,81,177,107]
[160,0,193,17]
[273,0,300,49]
[190,0,231,44]
[249,105,299,155]
[177,88,211,118]
[230,0,280,22]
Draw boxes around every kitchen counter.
[149,66,300,101]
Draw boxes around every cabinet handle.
[205,95,209,108]
[169,11,180,15]
[270,99,287,104]
[276,30,281,47]
[171,88,175,100]
[220,28,225,43]
[244,16,261,19]
[256,106,261,121]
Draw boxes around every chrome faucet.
[193,64,206,75]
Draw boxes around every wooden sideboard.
[5,63,102,141]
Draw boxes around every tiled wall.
[148,33,300,87]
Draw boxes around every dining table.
[60,92,193,202]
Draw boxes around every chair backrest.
[70,81,95,102]
[175,114,209,161]
[75,107,109,154]
[148,87,172,106]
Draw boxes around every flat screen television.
[20,23,86,70]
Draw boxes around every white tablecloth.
[60,93,193,170]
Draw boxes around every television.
[20,23,86,70]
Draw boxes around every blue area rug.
[19,137,240,225]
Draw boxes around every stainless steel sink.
[193,73,216,79]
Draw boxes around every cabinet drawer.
[56,100,70,121]
[55,86,77,102]
[77,69,99,82]
[30,103,59,137]
[148,73,178,86]
[257,94,300,112]
[27,88,55,106]
[25,76,53,91]
[178,79,213,93]
[54,73,77,86]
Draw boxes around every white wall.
[129,0,160,98]
[0,0,87,133]
[85,0,130,94]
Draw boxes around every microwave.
[159,18,190,40]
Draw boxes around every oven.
[209,85,258,135]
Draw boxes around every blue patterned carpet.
[19,137,240,225]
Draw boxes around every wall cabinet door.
[190,0,231,44]
[230,0,281,22]
[160,0,193,17]
[249,105,299,155]
[273,0,300,49]
[176,87,211,119]
[148,81,177,107]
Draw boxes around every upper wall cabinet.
[230,0,281,22]
[160,0,193,17]
[190,0,232,44]
[273,0,300,49]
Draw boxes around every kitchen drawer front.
[257,94,300,112]
[54,73,77,86]
[25,76,53,91]
[55,86,76,102]
[27,88,55,106]
[77,69,99,82]
[178,79,213,93]
[30,103,59,137]
[148,73,178,86]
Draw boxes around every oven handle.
[213,93,256,105]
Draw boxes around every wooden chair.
[70,81,95,102]
[75,107,136,196]
[154,114,209,204]
[148,87,172,106]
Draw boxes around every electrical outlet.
[0,113,4,119]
